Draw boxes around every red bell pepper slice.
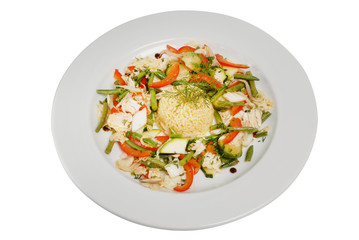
[166,44,179,54]
[166,45,196,54]
[174,162,194,192]
[139,77,147,89]
[215,54,250,69]
[177,46,196,53]
[206,143,216,154]
[231,105,244,116]
[188,159,200,175]
[114,69,126,85]
[189,73,223,87]
[128,66,136,72]
[222,118,242,144]
[118,142,152,157]
[150,63,180,88]
[155,136,169,143]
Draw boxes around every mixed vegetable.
[95,42,273,192]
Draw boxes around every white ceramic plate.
[52,11,317,230]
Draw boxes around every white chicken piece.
[164,163,185,178]
[234,109,262,129]
[119,94,141,114]
[110,131,127,144]
[188,139,206,157]
[252,90,274,111]
[160,175,182,190]
[202,152,221,172]
[107,112,132,133]
[132,108,147,132]
[219,110,233,126]
[116,154,134,172]
[128,56,169,72]
[242,132,254,147]
[223,66,238,79]
[222,92,248,103]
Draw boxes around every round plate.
[52,11,317,230]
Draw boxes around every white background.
[1,0,358,239]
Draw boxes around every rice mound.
[156,86,214,138]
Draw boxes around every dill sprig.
[163,85,210,108]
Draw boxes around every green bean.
[147,112,154,126]
[147,157,166,168]
[221,160,239,169]
[227,127,258,133]
[179,151,195,166]
[245,145,254,162]
[125,140,149,151]
[154,71,166,80]
[126,131,140,139]
[148,72,155,86]
[105,139,115,154]
[246,71,258,97]
[210,87,227,103]
[254,131,268,138]
[95,102,108,132]
[214,111,223,124]
[204,134,221,143]
[210,123,226,131]
[226,82,245,92]
[140,160,158,168]
[143,138,158,148]
[233,73,259,81]
[150,89,158,111]
[115,89,129,103]
[126,132,158,148]
[96,88,124,95]
[136,70,147,82]
[213,100,245,110]
[261,111,272,123]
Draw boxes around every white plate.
[52,11,317,230]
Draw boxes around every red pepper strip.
[222,118,242,144]
[118,142,152,157]
[188,159,200,175]
[110,107,119,114]
[128,66,136,72]
[139,77,147,89]
[114,69,126,85]
[155,136,170,143]
[174,162,193,192]
[215,54,250,69]
[166,44,179,54]
[177,46,196,53]
[129,136,158,151]
[206,144,216,154]
[200,53,208,65]
[189,73,223,87]
[150,63,180,88]
[231,105,244,116]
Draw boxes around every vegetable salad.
[95,42,273,192]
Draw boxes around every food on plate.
[95,42,273,192]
